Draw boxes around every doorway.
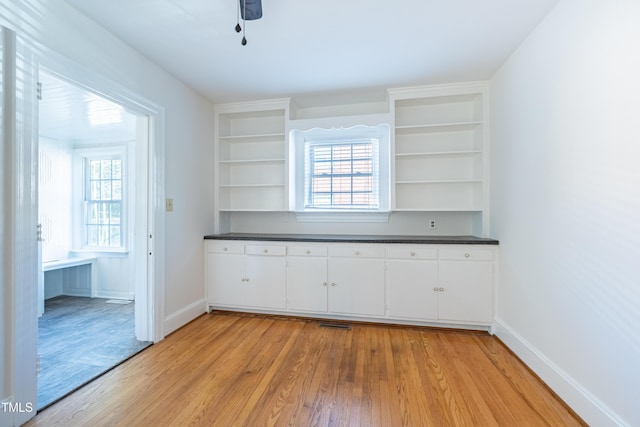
[36,70,151,409]
[3,28,164,426]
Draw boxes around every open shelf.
[390,87,487,227]
[216,102,289,215]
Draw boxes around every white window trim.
[290,123,391,222]
[73,145,129,253]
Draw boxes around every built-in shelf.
[215,100,290,216]
[395,151,482,158]
[389,86,488,233]
[212,85,490,236]
[220,184,286,188]
[396,179,483,184]
[395,121,482,134]
[219,159,285,165]
[219,132,286,141]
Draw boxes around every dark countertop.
[204,233,498,245]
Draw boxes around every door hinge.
[37,81,42,101]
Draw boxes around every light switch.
[166,198,174,212]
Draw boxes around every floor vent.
[318,322,351,330]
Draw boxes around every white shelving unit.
[212,84,490,236]
[214,100,290,230]
[388,84,489,234]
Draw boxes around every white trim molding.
[163,299,207,336]
[494,319,628,427]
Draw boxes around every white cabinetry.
[286,244,386,317]
[206,239,497,330]
[437,248,494,323]
[386,245,493,323]
[205,242,286,309]
[286,246,328,312]
[327,246,386,317]
[386,246,439,320]
[215,100,289,215]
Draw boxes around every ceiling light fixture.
[235,0,262,46]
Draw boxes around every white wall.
[0,0,215,334]
[228,211,478,236]
[490,0,640,425]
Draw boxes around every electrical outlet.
[166,198,174,212]
[429,219,437,230]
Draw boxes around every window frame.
[73,146,128,252]
[304,138,379,210]
[290,124,390,222]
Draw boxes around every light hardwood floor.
[26,312,585,427]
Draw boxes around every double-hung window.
[305,139,378,210]
[291,123,390,220]
[83,153,124,249]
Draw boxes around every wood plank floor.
[26,312,585,427]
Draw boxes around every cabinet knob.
[306,250,311,254]
[322,282,328,287]
[465,253,470,258]
[330,282,336,287]
[433,287,439,292]
[223,247,228,252]
[355,251,360,255]
[439,287,444,292]
[264,249,269,253]
[410,252,416,257]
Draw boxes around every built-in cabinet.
[286,245,386,316]
[205,242,286,309]
[388,85,488,232]
[215,99,289,213]
[205,239,497,330]
[213,83,490,237]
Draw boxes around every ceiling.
[63,0,560,105]
[39,71,138,144]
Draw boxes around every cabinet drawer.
[439,248,493,261]
[329,245,385,258]
[246,244,286,256]
[207,242,244,254]
[386,246,437,260]
[287,246,328,257]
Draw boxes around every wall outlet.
[428,219,437,230]
[166,198,174,212]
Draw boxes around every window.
[305,140,378,210]
[84,155,124,248]
[290,124,390,220]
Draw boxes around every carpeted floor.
[37,296,152,409]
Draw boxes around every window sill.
[295,211,390,223]
[70,249,129,258]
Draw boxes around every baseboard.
[164,298,207,335]
[494,319,626,427]
[93,290,135,300]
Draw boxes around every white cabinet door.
[387,259,439,320]
[245,255,287,309]
[438,261,493,323]
[206,252,246,306]
[286,256,328,312]
[328,258,385,316]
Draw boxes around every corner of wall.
[163,299,207,336]
[494,318,626,427]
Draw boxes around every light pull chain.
[235,0,242,33]
[241,0,247,45]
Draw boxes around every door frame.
[35,51,166,342]
[7,39,166,425]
